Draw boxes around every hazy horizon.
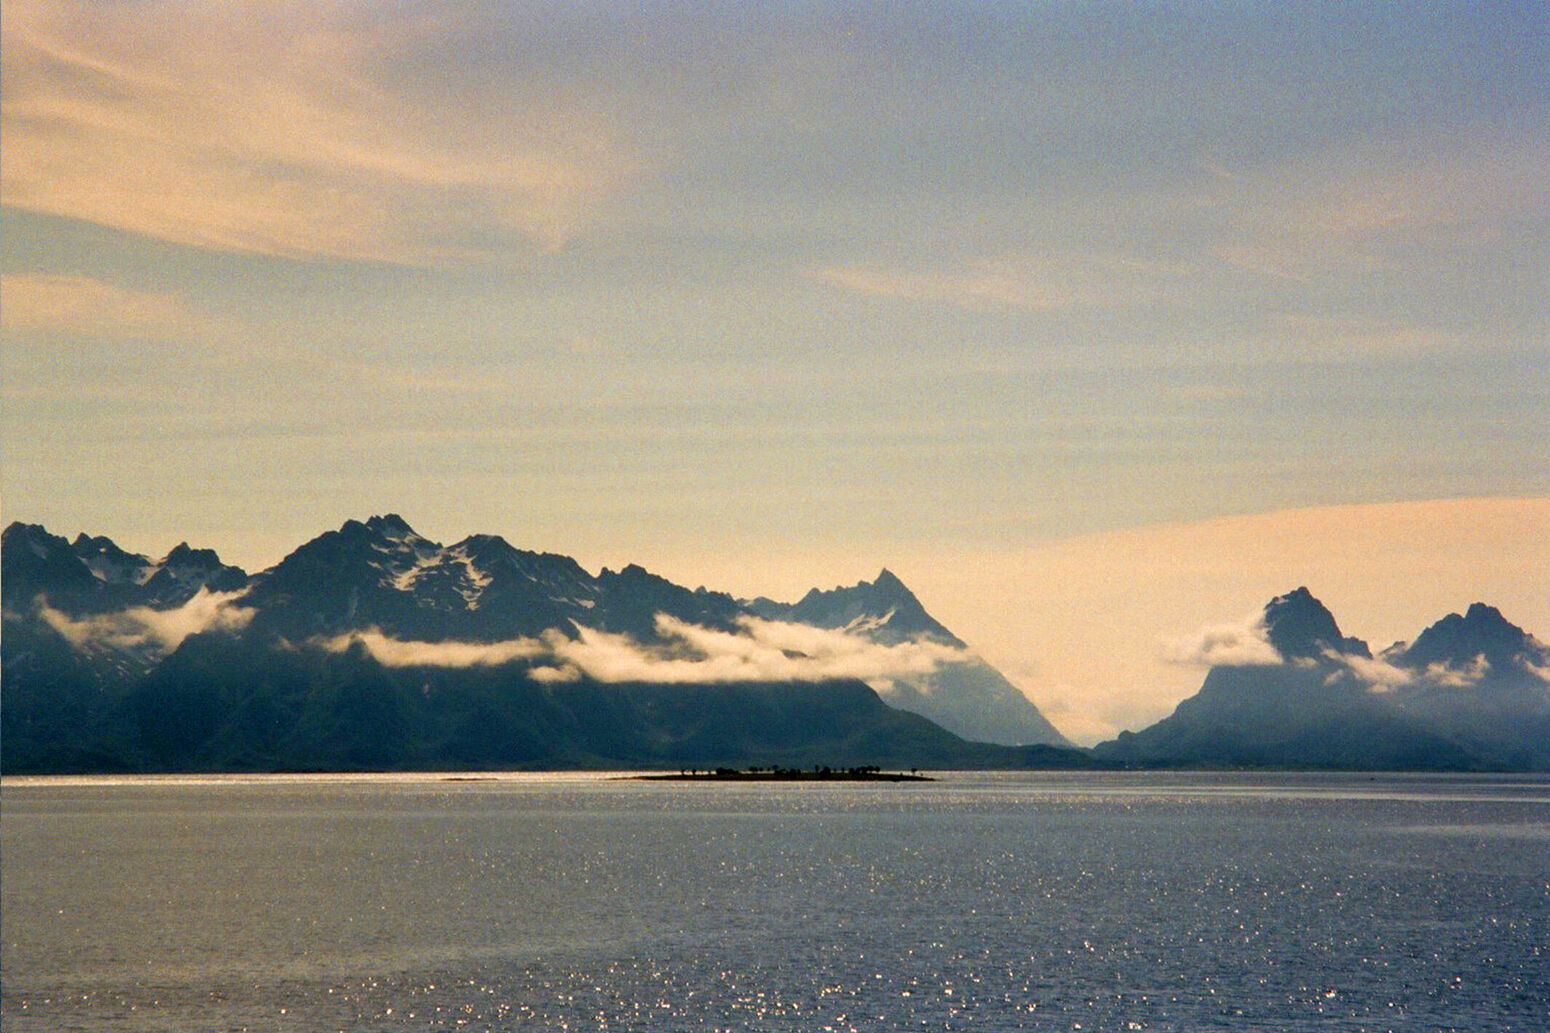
[9,496,1548,746]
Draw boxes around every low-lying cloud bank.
[1162,613,1281,668]
[1330,652,1412,691]
[1163,615,1512,693]
[1330,652,1499,691]
[319,614,968,691]
[39,588,254,657]
[316,628,549,669]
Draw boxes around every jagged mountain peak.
[4,518,1082,750]
[364,513,416,537]
[4,522,245,608]
[1263,587,1369,660]
[72,531,126,551]
[794,569,912,609]
[163,542,216,565]
[587,563,742,639]
[746,569,1063,745]
[454,532,512,553]
[782,569,961,647]
[165,540,243,589]
[450,534,593,583]
[5,520,54,543]
[70,532,154,583]
[595,561,732,602]
[1098,591,1550,770]
[257,518,437,597]
[1398,603,1540,671]
[2,523,100,603]
[337,514,429,544]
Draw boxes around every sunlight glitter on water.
[4,772,1548,1032]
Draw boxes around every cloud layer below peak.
[38,588,254,657]
[319,614,967,691]
[1162,614,1282,668]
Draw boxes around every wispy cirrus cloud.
[818,246,1202,317]
[1256,313,1464,361]
[1,0,640,264]
[811,262,1080,311]
[0,274,212,336]
[811,253,1191,313]
[1206,136,1550,286]
[320,614,966,690]
[39,589,254,656]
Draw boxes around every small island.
[628,765,933,783]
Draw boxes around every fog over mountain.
[1,517,1079,773]
[5,520,1545,773]
[1097,588,1550,771]
[747,571,1069,747]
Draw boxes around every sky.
[3,1,1546,743]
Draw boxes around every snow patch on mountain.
[450,548,492,609]
[843,607,896,635]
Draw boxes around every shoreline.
[626,768,934,783]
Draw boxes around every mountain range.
[1,517,1078,773]
[4,518,1546,773]
[1094,587,1550,770]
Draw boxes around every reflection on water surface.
[4,772,1547,1031]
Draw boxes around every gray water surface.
[4,771,1547,1031]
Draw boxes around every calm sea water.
[3,771,1547,1032]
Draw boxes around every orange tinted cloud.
[1,274,206,335]
[2,0,639,263]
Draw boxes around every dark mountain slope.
[1,518,1092,773]
[1096,589,1550,771]
[750,570,1070,747]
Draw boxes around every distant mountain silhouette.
[1261,586,1369,660]
[1394,602,1535,671]
[3,522,249,613]
[758,568,964,646]
[1,518,1086,773]
[1096,588,1550,770]
[9,523,1544,773]
[749,570,1070,746]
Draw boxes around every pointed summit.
[2,522,101,603]
[145,541,245,598]
[1261,587,1369,660]
[71,532,155,585]
[745,569,1068,746]
[365,513,415,538]
[783,570,961,647]
[1399,603,1538,671]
